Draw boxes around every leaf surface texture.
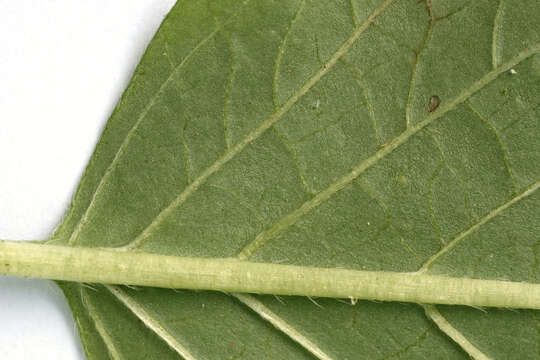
[51,0,540,358]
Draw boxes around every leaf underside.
[48,0,540,359]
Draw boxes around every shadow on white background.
[0,1,176,358]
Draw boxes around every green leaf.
[44,0,540,358]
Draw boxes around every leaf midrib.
[78,2,394,358]
[95,181,540,360]
[71,1,540,358]
[238,44,538,357]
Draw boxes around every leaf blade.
[51,0,540,358]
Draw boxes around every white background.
[0,1,177,358]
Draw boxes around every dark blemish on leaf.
[428,95,440,112]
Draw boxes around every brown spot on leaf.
[428,95,440,112]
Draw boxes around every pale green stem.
[2,240,540,309]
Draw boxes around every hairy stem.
[1,240,540,309]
